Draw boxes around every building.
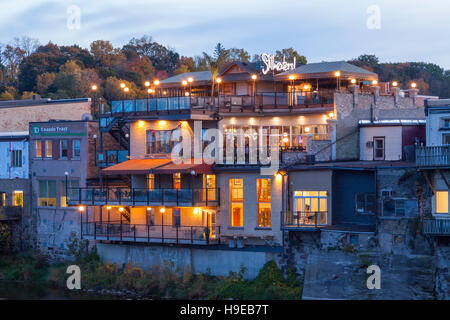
[416,98,450,236]
[66,57,428,277]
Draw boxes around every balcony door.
[373,137,385,160]
[293,191,327,225]
[202,210,216,238]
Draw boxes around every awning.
[102,159,172,175]
[153,160,214,174]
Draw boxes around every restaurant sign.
[261,53,296,75]
[31,125,86,136]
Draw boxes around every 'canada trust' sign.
[260,53,296,75]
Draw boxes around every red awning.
[153,160,214,174]
[102,159,172,175]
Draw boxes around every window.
[146,130,174,154]
[147,174,155,190]
[230,179,243,227]
[45,140,52,158]
[61,180,79,207]
[442,119,450,128]
[72,140,81,158]
[0,192,5,207]
[172,208,181,227]
[203,174,216,201]
[442,134,450,145]
[355,193,375,215]
[436,191,449,214]
[257,179,271,227]
[60,140,68,158]
[382,198,418,217]
[146,209,155,226]
[373,137,385,160]
[173,173,181,189]
[293,191,327,225]
[35,140,42,158]
[11,150,22,167]
[38,180,56,207]
[13,191,23,207]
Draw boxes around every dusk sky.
[1,0,450,68]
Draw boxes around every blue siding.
[332,170,376,226]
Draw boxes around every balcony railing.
[97,150,128,167]
[281,211,327,230]
[0,206,22,221]
[82,222,220,245]
[68,187,220,207]
[416,146,450,168]
[100,92,334,118]
[423,218,450,236]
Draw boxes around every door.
[202,210,216,238]
[373,137,385,160]
[293,191,327,226]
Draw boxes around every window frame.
[11,150,22,167]
[60,140,68,159]
[256,178,271,228]
[35,140,42,158]
[72,139,81,159]
[38,180,57,207]
[355,192,376,215]
[229,178,244,227]
[12,190,23,207]
[45,140,52,158]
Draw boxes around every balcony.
[98,91,334,120]
[97,150,128,168]
[416,146,450,168]
[423,218,450,236]
[68,187,220,207]
[82,222,220,245]
[281,211,327,231]
[0,206,22,221]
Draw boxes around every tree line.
[0,36,448,104]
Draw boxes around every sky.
[1,0,450,69]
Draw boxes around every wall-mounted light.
[138,120,145,128]
[160,207,166,213]
[350,79,356,84]
[392,81,398,87]
[106,206,111,210]
[146,207,152,211]
[304,127,310,133]
[411,82,417,88]
[329,112,334,118]
[371,80,378,85]
[334,71,341,77]
[78,206,85,212]
[118,207,124,212]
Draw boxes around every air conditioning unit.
[366,141,374,148]
[381,189,393,197]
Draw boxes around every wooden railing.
[281,211,327,229]
[423,218,450,236]
[416,146,450,167]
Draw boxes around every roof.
[0,131,29,137]
[0,97,90,109]
[288,160,416,171]
[359,119,425,126]
[102,159,172,175]
[275,61,378,81]
[153,160,214,174]
[160,71,211,87]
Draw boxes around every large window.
[60,140,68,158]
[436,191,449,214]
[35,140,42,158]
[146,130,174,154]
[293,191,327,225]
[45,140,52,158]
[382,198,418,218]
[355,193,375,215]
[61,180,79,207]
[72,140,81,158]
[173,173,181,189]
[38,180,56,207]
[230,179,244,227]
[203,174,216,201]
[13,191,23,207]
[257,179,271,228]
[11,150,22,167]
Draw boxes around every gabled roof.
[275,61,378,81]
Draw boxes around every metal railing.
[281,211,327,229]
[97,150,128,167]
[0,206,22,221]
[68,187,220,206]
[423,218,450,236]
[82,222,221,245]
[416,146,450,167]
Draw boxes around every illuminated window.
[45,140,52,158]
[203,174,216,201]
[35,140,42,158]
[147,174,155,190]
[0,192,5,206]
[173,173,181,189]
[146,130,174,154]
[230,179,243,227]
[293,191,327,225]
[13,191,23,207]
[61,180,79,207]
[436,191,449,214]
[38,180,56,207]
[257,179,271,227]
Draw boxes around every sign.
[261,53,296,75]
[31,125,86,136]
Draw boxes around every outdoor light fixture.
[329,112,334,118]
[106,206,111,210]
[148,88,153,94]
[78,206,85,212]
[120,82,126,88]
[372,80,378,85]
[91,84,97,91]
[160,207,166,213]
[392,81,398,87]
[146,207,152,211]
[182,80,188,86]
[193,208,199,215]
[124,87,129,93]
[144,81,150,87]
[350,79,356,84]
[187,77,193,83]
[334,71,340,77]
[185,92,190,96]
[251,74,257,80]
[304,127,310,133]
[118,207,124,212]
[303,84,311,90]
[288,75,295,80]
[283,137,289,143]
[411,82,417,88]
[154,79,160,86]
[138,120,145,127]
[216,77,222,84]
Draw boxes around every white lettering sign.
[261,53,296,75]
